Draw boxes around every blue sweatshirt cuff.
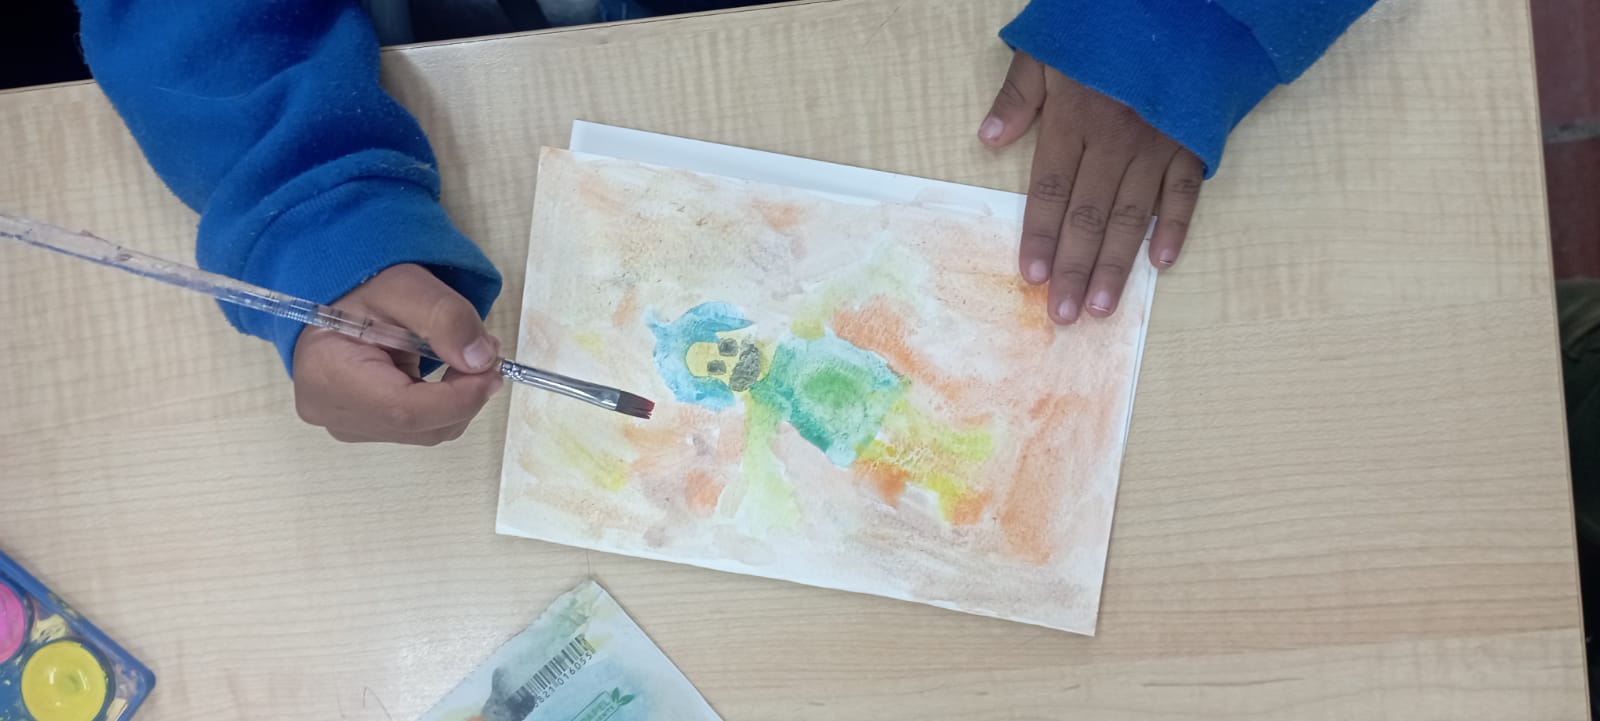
[1000,0,1282,177]
[217,171,502,373]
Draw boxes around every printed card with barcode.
[419,580,722,721]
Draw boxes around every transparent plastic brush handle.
[1,212,322,323]
[1,213,432,353]
[0,212,626,411]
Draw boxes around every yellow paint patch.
[574,333,605,356]
[856,399,993,524]
[22,640,109,721]
[685,334,772,384]
[551,425,630,492]
[790,317,824,340]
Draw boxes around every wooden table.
[0,0,1586,718]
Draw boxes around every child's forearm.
[999,0,1379,177]
[76,0,502,373]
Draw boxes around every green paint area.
[750,336,906,467]
[648,299,996,527]
[736,399,802,531]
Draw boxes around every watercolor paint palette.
[0,551,153,721]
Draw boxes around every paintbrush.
[0,213,655,420]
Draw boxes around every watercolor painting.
[499,149,1154,634]
[418,580,720,721]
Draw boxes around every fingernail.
[1026,260,1048,284]
[464,336,495,371]
[1056,298,1078,324]
[979,117,1004,143]
[1089,290,1114,314]
[1157,249,1178,267]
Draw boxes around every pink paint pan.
[0,578,26,664]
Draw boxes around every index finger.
[1018,104,1085,287]
[1150,151,1204,268]
[300,331,501,436]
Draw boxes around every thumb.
[979,51,1047,148]
[370,264,500,373]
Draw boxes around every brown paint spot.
[960,411,995,428]
[1000,394,1082,564]
[622,406,744,517]
[1028,393,1065,422]
[859,458,909,504]
[612,287,639,328]
[1017,282,1054,333]
[947,489,992,526]
[753,200,806,233]
[716,414,746,466]
[684,470,723,516]
[623,406,719,478]
[621,424,678,471]
[575,165,629,218]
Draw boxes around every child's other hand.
[979,51,1204,324]
[292,264,503,445]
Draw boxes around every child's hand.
[979,51,1204,324]
[291,264,503,445]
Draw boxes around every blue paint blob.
[647,302,752,410]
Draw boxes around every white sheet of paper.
[496,125,1156,634]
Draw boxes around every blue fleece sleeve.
[1001,0,1377,177]
[76,0,502,373]
[1211,0,1379,82]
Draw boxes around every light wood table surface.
[0,0,1588,718]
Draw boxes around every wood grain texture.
[0,0,1585,718]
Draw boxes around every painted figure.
[649,302,993,526]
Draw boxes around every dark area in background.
[1533,0,1600,281]
[0,0,780,89]
[1,1,91,90]
[1529,1,1600,716]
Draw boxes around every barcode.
[506,634,596,713]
